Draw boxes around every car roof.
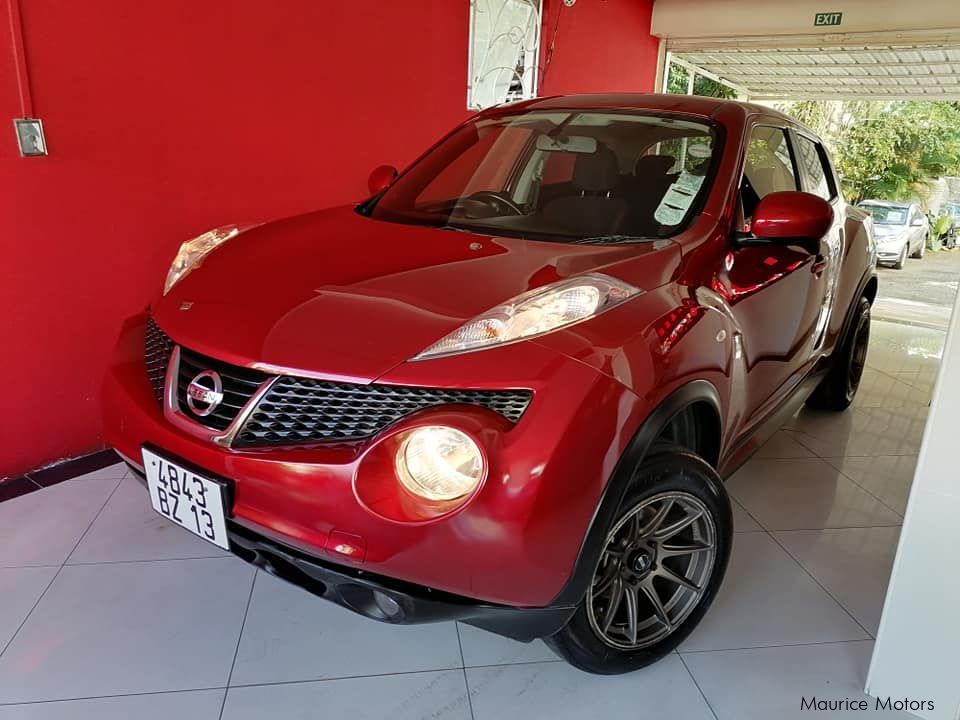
[485,93,792,123]
[860,200,913,208]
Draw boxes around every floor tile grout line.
[61,477,126,567]
[763,529,876,641]
[867,365,937,394]
[65,555,230,567]
[0,555,236,571]
[821,458,909,520]
[454,624,477,720]
[736,450,919,461]
[226,659,565,688]
[774,425,910,520]
[781,430,829,458]
[0,686,229,708]
[753,524,903,532]
[816,452,919,460]
[782,405,914,521]
[773,525,902,535]
[730,498,765,534]
[678,636,873,655]
[218,569,259,720]
[677,652,720,720]
[0,660,573,708]
[784,416,926,459]
[0,476,123,659]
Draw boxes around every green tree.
[835,114,901,203]
[666,63,737,99]
[779,100,960,204]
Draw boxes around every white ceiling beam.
[667,54,750,95]
[748,84,960,93]
[751,92,960,100]
[684,60,960,74]
[664,29,960,53]
[701,72,960,84]
[739,76,960,86]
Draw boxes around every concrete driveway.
[873,249,960,330]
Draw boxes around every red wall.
[540,0,659,95]
[1,0,656,478]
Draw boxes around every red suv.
[103,94,877,674]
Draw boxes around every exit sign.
[814,11,843,26]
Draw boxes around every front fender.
[550,379,723,607]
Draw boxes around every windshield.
[861,204,907,225]
[369,110,718,243]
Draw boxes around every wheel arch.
[654,398,722,469]
[551,380,723,607]
[862,274,878,306]
[837,268,878,354]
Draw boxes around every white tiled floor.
[0,320,941,719]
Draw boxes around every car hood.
[154,206,682,381]
[873,224,909,240]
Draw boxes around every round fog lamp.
[396,426,484,502]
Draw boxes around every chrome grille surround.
[144,318,532,448]
[175,348,270,431]
[233,376,533,447]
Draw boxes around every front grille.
[144,317,174,403]
[176,348,270,431]
[234,376,533,447]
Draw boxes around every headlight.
[395,426,485,501]
[163,225,241,295]
[414,273,641,360]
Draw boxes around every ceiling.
[671,43,960,101]
[652,0,960,101]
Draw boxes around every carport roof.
[672,41,960,102]
[652,0,960,101]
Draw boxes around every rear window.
[794,134,834,201]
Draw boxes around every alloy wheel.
[586,491,717,650]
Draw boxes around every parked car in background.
[858,200,928,268]
[940,202,960,248]
[103,95,877,674]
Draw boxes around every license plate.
[142,447,230,550]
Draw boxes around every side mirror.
[911,217,925,227]
[741,191,834,251]
[368,164,398,195]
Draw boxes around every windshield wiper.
[573,235,653,245]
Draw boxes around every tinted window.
[740,126,797,221]
[371,110,719,242]
[794,134,833,200]
[860,204,908,225]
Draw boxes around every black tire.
[893,244,907,269]
[911,235,926,259]
[806,296,871,412]
[545,446,732,674]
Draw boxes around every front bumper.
[121,461,573,640]
[103,313,648,611]
[876,240,907,264]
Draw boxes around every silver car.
[859,200,928,269]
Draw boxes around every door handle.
[812,254,827,276]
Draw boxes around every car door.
[720,123,829,421]
[908,205,925,254]
[790,130,843,354]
